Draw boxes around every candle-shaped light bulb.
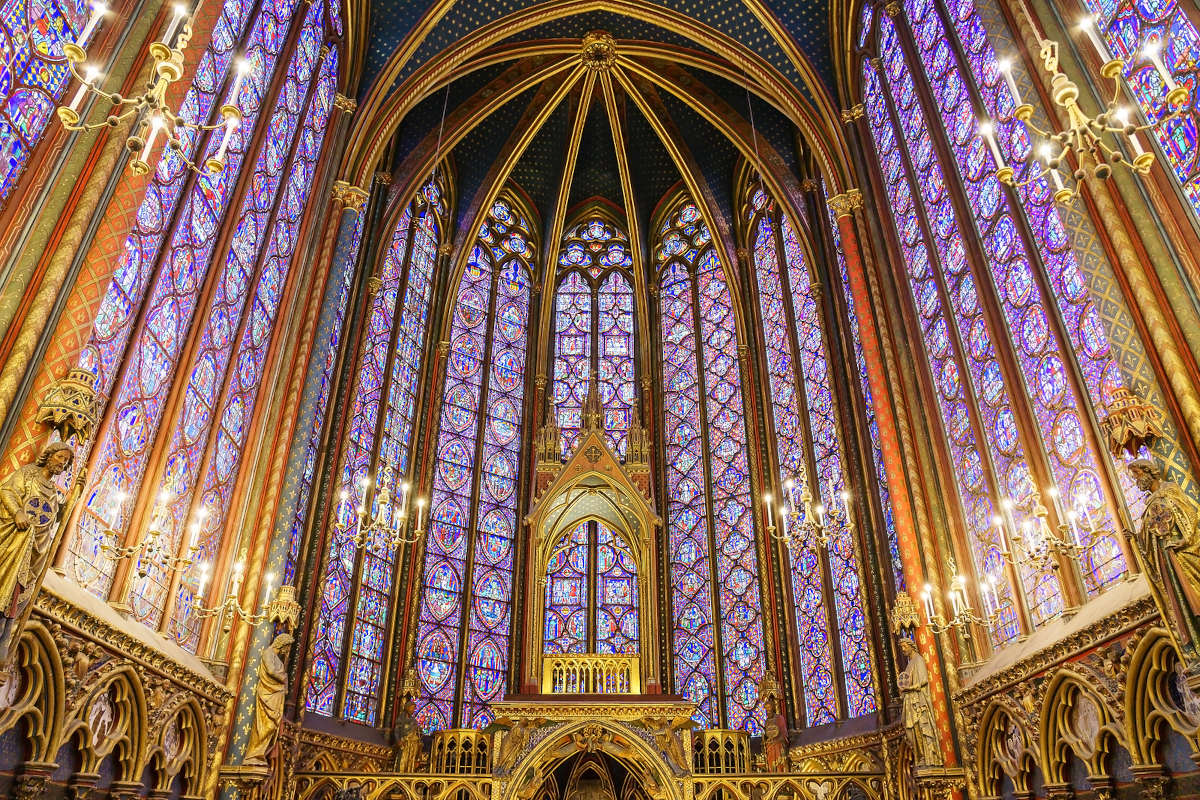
[1116,107,1149,159]
[162,2,187,45]
[75,1,108,49]
[922,584,936,623]
[1143,41,1178,92]
[1067,509,1082,546]
[784,478,797,513]
[978,120,1006,168]
[228,58,250,102]
[1078,14,1110,61]
[814,503,825,525]
[197,563,210,593]
[212,115,238,163]
[1046,485,1065,519]
[1039,143,1066,191]
[417,497,427,531]
[996,57,1022,106]
[262,571,275,601]
[139,116,164,164]
[398,481,410,520]
[67,66,100,112]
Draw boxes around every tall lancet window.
[859,0,1136,646]
[414,195,534,732]
[544,520,639,655]
[306,176,447,723]
[656,197,765,734]
[552,216,636,458]
[59,0,342,649]
[743,183,877,723]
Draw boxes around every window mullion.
[450,255,503,726]
[687,256,728,727]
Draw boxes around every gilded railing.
[692,729,751,774]
[541,654,641,694]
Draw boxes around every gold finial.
[1099,387,1164,457]
[36,366,98,441]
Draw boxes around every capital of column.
[840,103,865,123]
[331,180,369,213]
[375,171,393,186]
[883,1,901,17]
[828,188,864,219]
[333,93,357,114]
[800,178,819,193]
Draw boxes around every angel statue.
[640,716,695,773]
[490,716,548,775]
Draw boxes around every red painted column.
[830,189,958,766]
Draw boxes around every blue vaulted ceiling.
[357,0,838,103]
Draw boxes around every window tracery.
[413,195,533,732]
[656,197,764,734]
[552,217,635,458]
[56,0,342,646]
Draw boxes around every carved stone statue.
[494,716,542,774]
[243,633,293,765]
[392,697,423,772]
[897,638,942,767]
[0,442,74,664]
[1129,459,1200,653]
[640,716,693,773]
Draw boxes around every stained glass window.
[414,196,533,732]
[746,186,877,722]
[66,0,317,596]
[656,198,764,734]
[861,0,1137,644]
[552,217,635,457]
[1077,0,1200,217]
[901,0,1130,592]
[55,0,341,652]
[0,0,86,200]
[127,0,329,634]
[861,58,1020,643]
[543,520,639,655]
[307,177,446,721]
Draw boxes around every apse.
[1,0,1199,796]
